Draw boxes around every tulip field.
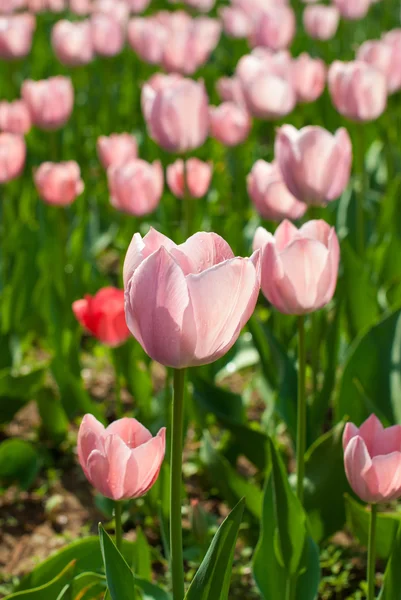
[3,0,401,598]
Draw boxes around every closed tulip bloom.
[275,125,352,205]
[357,39,400,93]
[73,287,130,347]
[303,5,339,41]
[333,0,371,20]
[91,0,129,25]
[0,0,27,13]
[328,60,387,122]
[292,53,326,103]
[216,76,247,108]
[108,159,163,217]
[0,133,26,183]
[123,228,260,368]
[22,76,74,130]
[382,30,401,94]
[250,6,295,51]
[248,160,307,222]
[167,158,212,199]
[69,0,92,15]
[253,219,339,314]
[0,100,31,135]
[78,415,165,501]
[91,14,124,57]
[184,0,215,11]
[142,76,209,153]
[220,6,251,39]
[52,19,94,67]
[343,414,401,504]
[128,18,167,65]
[127,0,151,12]
[97,133,138,169]
[209,102,251,146]
[0,13,35,59]
[34,161,84,206]
[243,71,296,120]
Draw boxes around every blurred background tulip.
[108,159,163,216]
[34,161,84,206]
[97,132,138,169]
[22,76,74,130]
[0,133,26,182]
[167,158,212,199]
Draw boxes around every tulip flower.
[253,219,339,315]
[216,76,247,108]
[333,0,371,20]
[127,0,151,12]
[303,5,340,40]
[292,53,326,103]
[128,17,167,65]
[275,125,352,205]
[381,30,401,94]
[220,6,251,39]
[22,76,74,130]
[97,133,138,169]
[328,60,387,122]
[357,39,401,94]
[108,159,163,216]
[91,13,125,57]
[51,19,94,67]
[34,161,84,206]
[77,414,166,501]
[0,133,26,183]
[0,13,35,59]
[343,414,401,504]
[247,160,307,222]
[123,228,260,368]
[91,0,129,25]
[73,287,130,347]
[69,0,92,15]
[250,5,296,51]
[184,0,215,11]
[0,100,31,135]
[142,75,209,153]
[209,102,251,146]
[167,158,212,199]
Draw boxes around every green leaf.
[0,366,46,425]
[99,525,135,600]
[4,561,76,599]
[0,439,41,489]
[378,523,401,600]
[36,388,69,445]
[133,527,152,582]
[200,432,262,519]
[341,242,379,338]
[303,423,350,542]
[184,499,245,600]
[345,494,401,559]
[336,308,401,425]
[295,536,320,600]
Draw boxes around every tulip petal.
[358,414,385,456]
[77,414,105,475]
[105,417,152,448]
[171,232,234,275]
[187,257,259,365]
[123,228,177,287]
[342,422,359,450]
[344,435,374,503]
[86,450,111,498]
[274,219,300,251]
[125,246,196,368]
[100,435,132,500]
[299,219,332,246]
[253,226,274,252]
[370,452,401,501]
[124,428,166,498]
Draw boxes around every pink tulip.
[142,75,209,153]
[184,0,215,11]
[167,158,212,199]
[328,60,387,122]
[91,0,129,25]
[216,76,247,108]
[220,6,251,39]
[303,5,339,41]
[128,17,167,65]
[292,53,326,103]
[123,228,260,368]
[382,30,401,94]
[0,0,27,13]
[253,219,339,314]
[73,287,130,347]
[0,13,35,59]
[0,133,26,183]
[333,0,371,20]
[34,161,84,206]
[358,39,401,94]
[77,414,166,500]
[250,6,295,51]
[108,159,163,216]
[343,414,401,504]
[22,76,74,130]
[275,125,352,205]
[209,102,251,147]
[248,160,307,222]
[0,100,31,135]
[126,0,151,12]
[97,133,138,169]
[52,19,94,67]
[69,0,92,16]
[91,14,124,57]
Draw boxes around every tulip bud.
[0,133,26,183]
[209,102,251,147]
[0,13,35,59]
[303,5,340,41]
[22,76,74,130]
[97,133,138,169]
[108,159,163,216]
[0,100,31,135]
[91,14,125,57]
[34,161,84,206]
[357,39,400,94]
[167,158,212,199]
[250,5,295,51]
[128,17,167,65]
[333,0,372,20]
[292,53,326,103]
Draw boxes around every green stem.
[112,350,123,419]
[114,501,123,552]
[296,315,307,504]
[356,125,366,256]
[311,312,319,399]
[367,504,377,600]
[170,369,186,600]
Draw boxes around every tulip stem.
[114,501,123,552]
[367,503,377,600]
[111,350,123,419]
[296,315,307,505]
[170,368,186,600]
[356,125,366,256]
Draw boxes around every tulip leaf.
[0,365,46,425]
[99,525,136,600]
[132,527,152,582]
[345,494,401,559]
[0,439,41,489]
[378,523,401,600]
[295,535,320,600]
[4,561,76,599]
[336,308,401,426]
[184,498,245,600]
